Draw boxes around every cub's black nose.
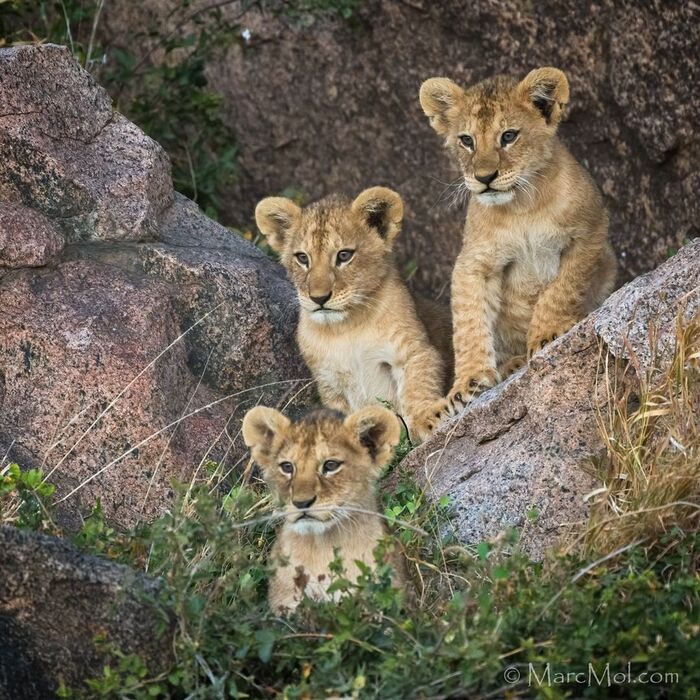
[475,171,498,186]
[310,293,332,307]
[293,496,317,510]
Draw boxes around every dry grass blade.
[585,313,700,553]
[53,378,309,505]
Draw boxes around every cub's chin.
[308,308,348,325]
[475,189,515,207]
[289,516,333,535]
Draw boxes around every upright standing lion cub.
[420,67,617,412]
[255,187,449,441]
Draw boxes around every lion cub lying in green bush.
[255,187,451,442]
[242,404,407,614]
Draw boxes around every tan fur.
[242,405,406,614]
[420,67,617,411]
[255,187,450,441]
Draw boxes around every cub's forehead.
[278,414,359,460]
[294,198,359,247]
[460,76,522,131]
[468,75,518,101]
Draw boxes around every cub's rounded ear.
[255,197,302,252]
[242,406,290,462]
[517,67,569,127]
[351,187,404,246]
[344,405,401,468]
[419,77,464,136]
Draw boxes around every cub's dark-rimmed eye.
[501,129,519,146]
[459,134,474,149]
[322,460,342,475]
[279,461,294,475]
[294,252,309,266]
[336,249,354,266]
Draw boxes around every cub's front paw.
[527,317,578,357]
[499,354,527,378]
[444,368,500,416]
[407,401,446,443]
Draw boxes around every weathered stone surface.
[594,240,700,367]
[0,238,307,528]
[147,194,307,394]
[0,202,64,267]
[0,44,173,243]
[0,46,310,528]
[0,259,228,527]
[0,525,173,697]
[65,193,309,398]
[402,239,700,557]
[100,0,700,291]
[0,42,112,142]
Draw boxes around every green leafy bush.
[51,316,700,697]
[105,18,239,219]
[2,451,698,699]
[38,470,694,699]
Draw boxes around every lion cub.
[242,404,406,614]
[255,187,449,441]
[420,67,617,412]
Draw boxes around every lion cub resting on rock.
[242,404,406,614]
[255,187,449,441]
[420,67,617,412]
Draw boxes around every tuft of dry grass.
[585,313,700,553]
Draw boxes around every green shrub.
[52,316,700,697]
[105,17,239,219]
[41,471,694,699]
[2,448,698,699]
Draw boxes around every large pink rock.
[0,45,309,527]
[0,259,229,526]
[66,193,308,396]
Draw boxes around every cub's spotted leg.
[445,251,502,415]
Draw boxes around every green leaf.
[22,468,43,489]
[477,541,490,561]
[526,506,540,522]
[255,628,275,663]
[492,566,509,580]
